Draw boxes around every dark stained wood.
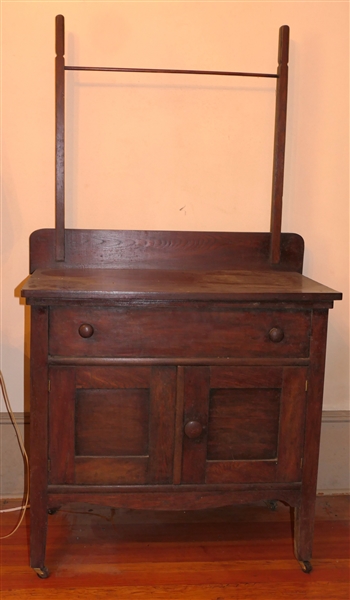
[29,306,49,570]
[207,388,281,460]
[29,229,305,273]
[276,367,307,482]
[47,488,301,511]
[55,15,65,262]
[75,365,150,388]
[48,367,76,484]
[20,17,343,578]
[181,367,210,484]
[47,481,301,493]
[294,310,329,562]
[173,366,185,485]
[47,365,179,487]
[210,365,283,388]
[75,457,149,485]
[75,389,150,456]
[203,366,307,485]
[65,64,279,78]
[148,367,177,484]
[23,266,341,303]
[270,25,289,264]
[50,355,311,366]
[206,460,278,485]
[47,305,313,359]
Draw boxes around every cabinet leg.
[30,503,49,576]
[293,500,316,569]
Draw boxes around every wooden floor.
[0,495,349,599]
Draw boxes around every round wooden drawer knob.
[184,420,204,439]
[78,323,94,338]
[269,327,284,343]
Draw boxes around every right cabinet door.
[181,366,308,484]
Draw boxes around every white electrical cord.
[0,370,30,537]
[0,504,30,513]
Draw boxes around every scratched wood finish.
[1,496,349,599]
[29,229,305,273]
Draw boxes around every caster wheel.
[33,566,50,579]
[299,560,312,574]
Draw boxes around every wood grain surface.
[28,230,305,274]
[1,495,348,599]
[21,266,341,302]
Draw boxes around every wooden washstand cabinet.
[21,16,342,578]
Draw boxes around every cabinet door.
[181,366,307,484]
[48,366,176,485]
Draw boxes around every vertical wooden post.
[30,306,49,571]
[55,15,65,261]
[269,25,289,265]
[294,310,329,563]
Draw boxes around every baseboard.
[1,410,349,498]
[0,412,30,498]
[321,410,350,423]
[0,412,30,425]
[317,410,350,494]
[317,489,350,496]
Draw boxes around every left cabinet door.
[48,366,177,485]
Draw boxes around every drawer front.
[49,306,311,358]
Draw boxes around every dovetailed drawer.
[49,306,311,359]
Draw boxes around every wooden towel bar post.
[53,16,289,260]
[55,14,65,262]
[270,25,289,265]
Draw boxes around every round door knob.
[78,323,94,338]
[184,420,204,439]
[269,327,284,343]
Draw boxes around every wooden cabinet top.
[21,267,341,304]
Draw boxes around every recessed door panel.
[49,365,176,485]
[75,389,150,457]
[207,387,281,461]
[181,366,307,484]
